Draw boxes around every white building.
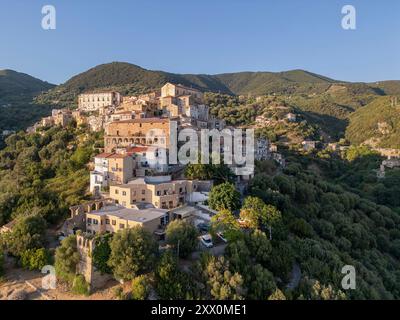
[78,92,122,111]
[125,146,169,176]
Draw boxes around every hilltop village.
[2,83,286,295]
[1,79,400,300]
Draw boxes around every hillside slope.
[0,70,55,134]
[0,69,54,103]
[345,96,400,148]
[37,62,357,106]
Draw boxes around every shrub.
[20,248,49,270]
[71,274,90,296]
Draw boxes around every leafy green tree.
[108,227,158,281]
[92,233,112,274]
[246,264,276,300]
[210,209,242,242]
[204,256,244,300]
[3,215,46,257]
[209,182,241,211]
[55,235,80,282]
[166,220,198,258]
[20,248,49,270]
[240,196,268,229]
[246,230,272,266]
[155,251,194,299]
[131,275,151,300]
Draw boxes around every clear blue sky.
[1,0,399,84]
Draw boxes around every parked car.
[197,222,210,233]
[200,234,213,248]
[216,232,228,243]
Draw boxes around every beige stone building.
[85,205,170,235]
[90,152,135,194]
[161,82,203,100]
[78,92,122,111]
[104,118,172,152]
[109,175,199,209]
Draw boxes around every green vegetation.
[71,274,90,296]
[246,159,400,299]
[1,215,47,257]
[155,251,195,299]
[0,69,55,140]
[108,227,158,281]
[20,248,49,271]
[203,256,244,300]
[0,124,101,228]
[208,182,241,212]
[55,235,80,283]
[346,96,400,148]
[92,233,112,274]
[131,275,151,300]
[165,220,198,258]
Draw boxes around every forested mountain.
[0,70,55,135]
[37,62,399,106]
[346,96,400,148]
[0,69,54,102]
[2,62,400,147]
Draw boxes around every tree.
[108,227,158,281]
[246,264,276,300]
[131,275,151,300]
[241,200,282,240]
[20,248,49,270]
[92,233,112,274]
[55,235,80,282]
[204,256,244,300]
[3,215,47,257]
[210,209,242,242]
[155,251,193,299]
[246,230,272,266]
[240,196,272,229]
[208,182,241,211]
[166,220,198,258]
[268,288,286,300]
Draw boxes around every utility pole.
[177,239,180,261]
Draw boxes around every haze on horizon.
[0,0,399,85]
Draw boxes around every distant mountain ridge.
[37,62,399,107]
[0,69,54,102]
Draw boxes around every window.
[115,189,119,194]
[119,224,125,229]
[141,190,145,195]
[122,191,126,196]
[87,218,92,225]
[93,219,98,225]
[106,219,110,225]
[112,220,116,226]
